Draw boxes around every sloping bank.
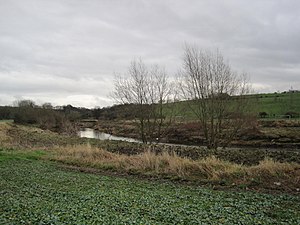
[4,123,300,166]
[1,123,300,193]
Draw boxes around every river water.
[78,128,194,147]
[78,128,298,152]
[78,128,300,152]
[78,128,141,143]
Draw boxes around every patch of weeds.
[227,170,245,179]
[169,175,182,181]
[249,177,262,187]
[237,183,248,189]
[218,179,231,186]
[99,163,116,171]
[125,168,140,175]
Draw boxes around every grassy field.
[166,92,300,120]
[1,150,300,224]
[254,92,300,116]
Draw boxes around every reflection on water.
[78,128,140,143]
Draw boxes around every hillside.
[97,92,300,121]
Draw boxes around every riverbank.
[94,119,300,149]
[3,123,300,165]
[1,122,300,194]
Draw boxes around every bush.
[259,112,268,118]
[285,111,299,118]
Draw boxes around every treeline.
[0,100,87,134]
[93,104,138,120]
[0,100,137,133]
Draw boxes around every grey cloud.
[0,0,300,107]
[0,72,112,95]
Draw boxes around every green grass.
[165,92,300,120]
[0,120,14,123]
[255,92,300,116]
[1,150,299,224]
[0,148,46,162]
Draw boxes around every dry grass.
[249,158,298,177]
[50,144,300,186]
[52,144,193,176]
[0,123,12,144]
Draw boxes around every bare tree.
[42,102,53,109]
[179,44,252,149]
[14,99,36,108]
[113,58,173,143]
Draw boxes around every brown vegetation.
[95,118,300,149]
[2,122,300,166]
[49,144,300,193]
[0,122,11,143]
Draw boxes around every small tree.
[14,99,36,108]
[42,102,53,109]
[179,45,252,149]
[112,59,173,143]
[13,99,37,124]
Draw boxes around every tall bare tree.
[180,45,252,149]
[113,58,173,143]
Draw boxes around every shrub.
[285,111,299,118]
[259,112,268,118]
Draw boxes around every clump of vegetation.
[0,122,11,143]
[0,100,77,134]
[49,144,300,193]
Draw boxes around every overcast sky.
[1,0,299,108]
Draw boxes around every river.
[78,128,141,143]
[78,128,299,152]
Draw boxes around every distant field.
[253,92,300,116]
[1,150,299,224]
[165,92,300,120]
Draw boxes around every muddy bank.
[94,119,300,149]
[3,122,300,166]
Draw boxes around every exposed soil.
[94,119,300,149]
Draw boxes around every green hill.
[253,92,300,117]
[166,92,300,120]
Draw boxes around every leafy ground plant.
[1,150,299,224]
